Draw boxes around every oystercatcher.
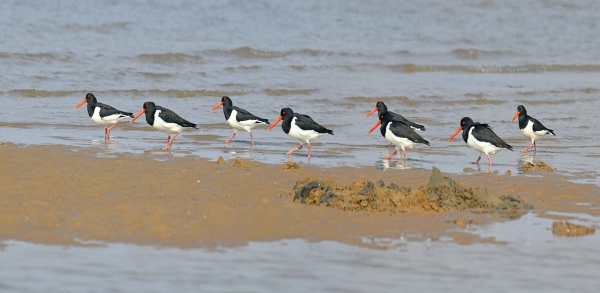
[365,101,425,131]
[74,93,133,140]
[267,107,333,158]
[210,96,269,146]
[511,105,555,153]
[368,111,429,162]
[130,102,197,150]
[448,117,512,166]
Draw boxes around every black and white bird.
[448,117,513,166]
[130,102,197,150]
[511,105,555,153]
[210,96,269,146]
[74,93,133,140]
[267,107,333,159]
[368,111,429,162]
[365,101,425,131]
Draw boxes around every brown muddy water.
[1,0,600,291]
[1,213,599,292]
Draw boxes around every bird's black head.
[280,107,294,118]
[459,117,474,130]
[376,101,388,112]
[378,111,394,123]
[517,105,526,113]
[85,93,96,103]
[448,117,474,142]
[142,101,156,110]
[221,96,232,104]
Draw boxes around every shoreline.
[0,142,598,248]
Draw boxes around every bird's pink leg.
[249,132,255,146]
[533,142,537,153]
[307,142,312,158]
[164,135,171,149]
[225,132,236,144]
[403,149,407,162]
[166,132,181,149]
[383,150,398,160]
[487,154,492,166]
[475,155,481,164]
[287,144,303,155]
[521,142,535,153]
[105,123,118,139]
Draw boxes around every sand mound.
[552,221,596,237]
[215,156,227,164]
[522,161,556,173]
[427,167,532,211]
[291,178,439,213]
[231,158,260,169]
[291,167,532,214]
[278,161,300,169]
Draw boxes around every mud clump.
[427,167,532,211]
[215,156,227,165]
[291,178,440,213]
[231,158,260,169]
[522,161,556,173]
[290,167,532,214]
[278,161,299,169]
[552,221,595,237]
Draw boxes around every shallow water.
[0,212,598,292]
[1,0,599,184]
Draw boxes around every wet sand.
[0,142,598,248]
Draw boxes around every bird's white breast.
[520,120,548,142]
[91,107,116,126]
[385,123,417,150]
[152,110,183,134]
[466,128,504,155]
[288,117,325,143]
[227,110,261,132]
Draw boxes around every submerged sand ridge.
[552,221,596,237]
[0,143,599,248]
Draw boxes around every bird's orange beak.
[267,116,283,131]
[130,109,145,123]
[448,126,462,142]
[74,99,87,109]
[365,107,377,118]
[368,120,381,134]
[210,102,223,112]
[510,111,520,123]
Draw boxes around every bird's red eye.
[282,111,286,115]
[380,115,384,119]
[144,104,148,108]
[461,121,465,125]
[377,103,380,107]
